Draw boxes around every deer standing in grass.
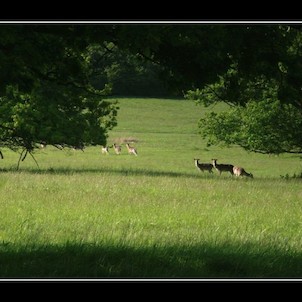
[113,143,122,155]
[212,159,234,175]
[233,166,253,178]
[125,143,138,156]
[101,146,109,155]
[194,159,213,173]
[73,143,85,152]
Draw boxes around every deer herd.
[101,143,138,156]
[101,142,253,178]
[39,142,253,178]
[194,158,253,178]
[102,143,253,178]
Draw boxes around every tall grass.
[0,98,302,278]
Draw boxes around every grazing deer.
[73,143,85,152]
[194,159,213,173]
[125,143,138,156]
[212,159,234,175]
[39,142,47,149]
[101,146,109,155]
[233,166,253,178]
[113,143,122,155]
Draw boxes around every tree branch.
[17,149,26,170]
[29,151,40,170]
[27,66,108,97]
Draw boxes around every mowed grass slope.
[0,98,302,278]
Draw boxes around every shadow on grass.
[1,166,298,182]
[1,241,302,278]
[0,166,215,180]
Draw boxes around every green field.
[1,97,302,278]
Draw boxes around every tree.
[112,24,232,95]
[0,25,118,168]
[183,25,302,155]
[109,24,302,155]
[195,99,302,154]
[2,23,302,165]
[0,23,235,168]
[88,42,171,97]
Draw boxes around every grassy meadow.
[1,97,302,278]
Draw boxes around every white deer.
[101,146,109,155]
[113,143,122,155]
[125,143,138,156]
[233,166,253,178]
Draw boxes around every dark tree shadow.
[0,166,215,180]
[0,241,302,279]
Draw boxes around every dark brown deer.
[194,159,213,173]
[212,159,234,175]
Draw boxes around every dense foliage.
[183,25,302,154]
[89,43,170,97]
[0,25,118,165]
[111,24,302,155]
[1,23,302,164]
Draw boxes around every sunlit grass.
[0,98,302,278]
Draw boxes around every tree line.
[1,23,302,167]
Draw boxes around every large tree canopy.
[0,24,118,167]
[110,24,302,154]
[182,25,302,154]
[1,23,302,167]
